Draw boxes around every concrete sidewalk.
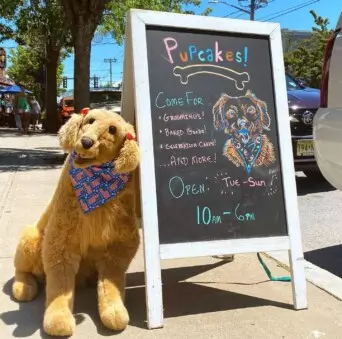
[1,128,342,339]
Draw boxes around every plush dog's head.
[212,90,271,144]
[58,109,140,173]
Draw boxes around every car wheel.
[303,170,326,181]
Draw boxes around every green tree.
[284,10,333,89]
[100,82,114,88]
[101,0,212,45]
[59,0,211,112]
[1,0,71,132]
[60,0,111,113]
[0,24,14,43]
[282,31,299,55]
[0,1,23,42]
[7,44,66,103]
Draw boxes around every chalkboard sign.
[122,9,306,330]
[146,27,287,244]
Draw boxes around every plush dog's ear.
[245,90,271,131]
[212,93,230,131]
[58,113,83,152]
[257,99,271,131]
[114,123,140,173]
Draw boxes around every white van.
[313,13,342,189]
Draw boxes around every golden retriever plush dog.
[11,109,140,337]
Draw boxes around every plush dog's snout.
[81,137,94,149]
[237,118,247,128]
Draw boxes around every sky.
[1,0,341,91]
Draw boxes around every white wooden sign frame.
[121,9,307,330]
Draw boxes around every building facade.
[281,29,314,53]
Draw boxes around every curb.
[266,250,342,302]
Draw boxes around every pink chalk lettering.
[215,41,223,62]
[163,37,178,64]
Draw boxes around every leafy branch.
[284,10,333,89]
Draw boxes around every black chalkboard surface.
[145,26,288,245]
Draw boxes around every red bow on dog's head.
[126,132,136,141]
[80,107,90,116]
[80,107,136,141]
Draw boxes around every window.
[90,91,122,104]
[286,74,302,91]
[64,99,74,107]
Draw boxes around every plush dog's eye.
[247,106,256,115]
[226,109,236,119]
[88,118,95,124]
[108,126,117,135]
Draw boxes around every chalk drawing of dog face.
[212,90,276,173]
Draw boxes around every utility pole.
[90,75,99,88]
[250,0,256,20]
[104,58,117,87]
[239,0,270,20]
[209,0,271,21]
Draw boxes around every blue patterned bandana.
[68,152,130,214]
[231,133,263,174]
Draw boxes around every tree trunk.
[59,0,111,113]
[74,30,92,112]
[45,48,59,133]
[40,66,46,112]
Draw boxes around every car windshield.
[286,74,302,91]
[64,99,74,107]
[90,91,122,105]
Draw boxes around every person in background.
[13,95,23,132]
[29,96,41,131]
[0,95,3,125]
[14,87,30,134]
[0,95,3,111]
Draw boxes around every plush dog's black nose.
[81,137,94,149]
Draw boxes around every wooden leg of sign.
[142,224,164,329]
[288,246,308,310]
[122,11,164,329]
[143,244,164,329]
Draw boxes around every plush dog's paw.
[43,308,75,337]
[100,302,129,331]
[12,273,38,302]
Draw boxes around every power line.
[264,0,320,21]
[259,0,320,21]
[210,0,273,21]
[223,10,242,17]
[92,42,117,45]
[2,42,119,49]
[237,0,274,20]
[234,12,246,18]
[259,0,318,20]
[90,69,122,73]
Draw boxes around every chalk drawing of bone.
[173,64,250,90]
